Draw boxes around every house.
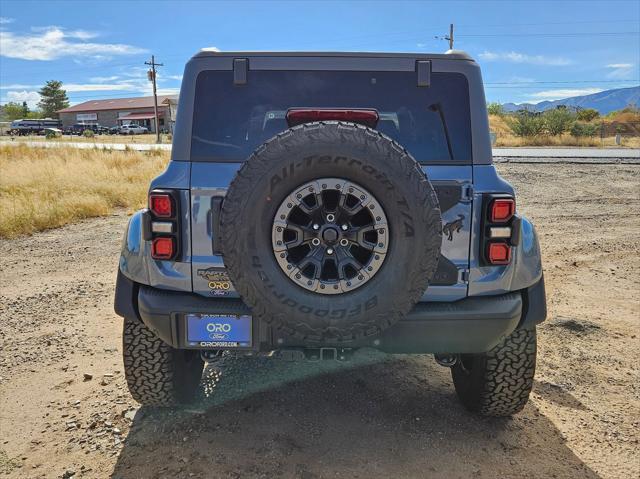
[57,95,178,133]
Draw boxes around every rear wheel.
[451,328,537,416]
[123,316,204,406]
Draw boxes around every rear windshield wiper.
[428,103,454,161]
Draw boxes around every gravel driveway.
[1,163,638,479]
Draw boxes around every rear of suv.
[114,50,546,416]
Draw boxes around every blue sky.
[0,0,638,108]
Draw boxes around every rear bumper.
[115,272,546,354]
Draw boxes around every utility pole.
[434,23,455,51]
[145,55,163,144]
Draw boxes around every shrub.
[82,129,95,138]
[487,102,505,116]
[506,111,546,137]
[543,107,575,136]
[570,122,600,137]
[576,108,600,122]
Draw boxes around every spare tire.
[220,121,442,342]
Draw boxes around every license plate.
[186,314,252,348]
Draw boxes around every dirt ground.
[1,163,638,479]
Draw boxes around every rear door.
[189,56,473,300]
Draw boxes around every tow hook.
[200,350,224,362]
[434,353,458,367]
[277,348,354,361]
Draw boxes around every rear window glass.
[191,70,471,163]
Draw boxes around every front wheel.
[123,316,204,406]
[451,328,537,417]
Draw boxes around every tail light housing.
[147,189,180,260]
[149,193,174,218]
[482,195,518,266]
[489,198,515,223]
[152,237,175,260]
[487,242,511,265]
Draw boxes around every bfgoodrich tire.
[451,327,537,417]
[123,316,204,406]
[220,121,442,342]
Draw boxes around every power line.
[4,79,634,103]
[485,80,639,85]
[458,31,639,37]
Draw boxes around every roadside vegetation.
[0,145,168,238]
[488,105,640,148]
[0,133,173,144]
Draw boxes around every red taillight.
[152,237,174,259]
[487,242,511,265]
[149,194,173,218]
[490,198,515,223]
[286,109,379,128]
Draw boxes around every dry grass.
[488,115,640,148]
[0,145,169,238]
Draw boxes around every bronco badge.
[443,214,465,241]
[197,267,232,296]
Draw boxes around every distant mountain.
[502,86,639,114]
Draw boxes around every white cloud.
[606,63,635,79]
[0,82,138,92]
[64,83,139,92]
[155,88,180,96]
[165,74,183,81]
[0,26,146,61]
[479,51,571,66]
[0,17,14,25]
[3,90,40,108]
[89,75,121,83]
[0,83,34,90]
[528,88,603,102]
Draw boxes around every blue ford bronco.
[114,50,546,416]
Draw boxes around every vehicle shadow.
[111,352,601,479]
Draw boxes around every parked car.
[115,50,546,416]
[119,124,149,135]
[43,128,63,137]
[64,124,109,135]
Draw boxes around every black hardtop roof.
[192,50,474,61]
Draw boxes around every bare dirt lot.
[1,163,638,479]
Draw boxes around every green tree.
[570,122,600,137]
[576,108,600,122]
[506,110,546,137]
[0,102,27,120]
[21,101,29,117]
[543,107,575,136]
[487,102,505,116]
[37,80,69,118]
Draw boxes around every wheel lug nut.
[341,224,348,231]
[312,238,321,246]
[340,239,349,246]
[313,223,320,230]
[326,214,335,222]
[327,248,334,255]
